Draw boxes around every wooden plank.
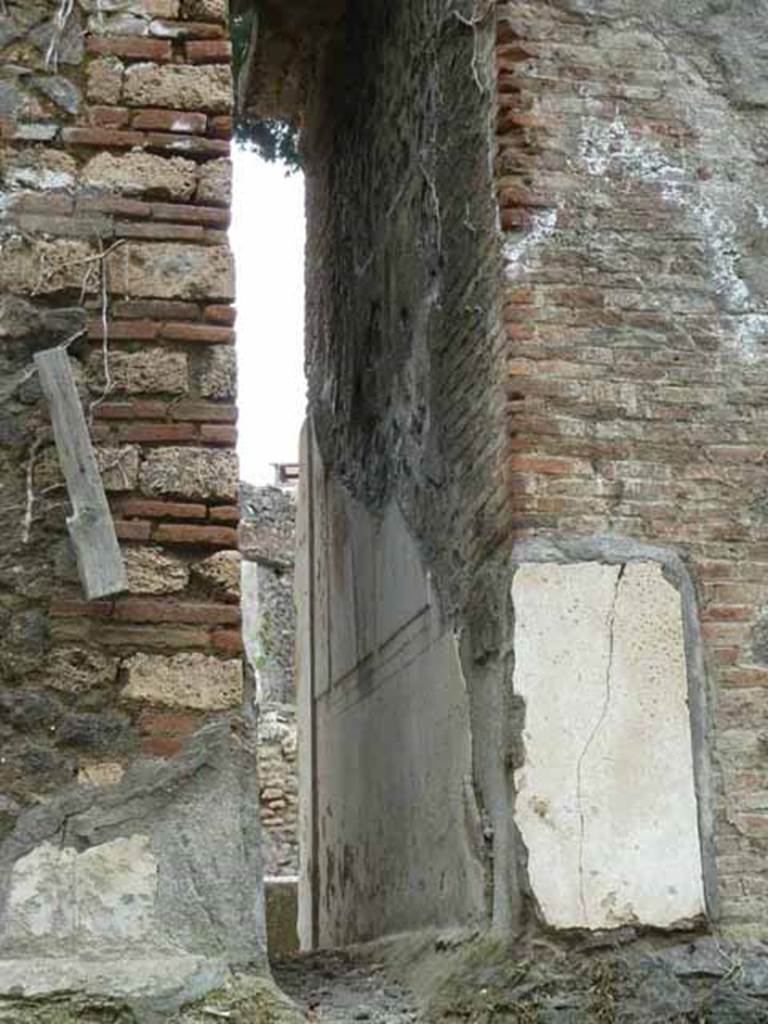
[35,347,128,600]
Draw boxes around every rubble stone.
[123,62,231,113]
[195,157,231,207]
[191,550,240,601]
[107,242,235,300]
[124,547,190,595]
[88,348,189,395]
[198,345,237,399]
[86,56,124,104]
[140,446,238,501]
[121,652,243,709]
[83,151,198,201]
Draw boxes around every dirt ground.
[273,950,419,1023]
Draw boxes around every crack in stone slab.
[575,562,625,928]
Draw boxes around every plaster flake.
[512,560,705,931]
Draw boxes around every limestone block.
[512,560,705,931]
[88,347,189,395]
[0,238,98,296]
[192,550,240,601]
[4,836,157,945]
[83,151,198,201]
[0,147,77,190]
[123,63,231,113]
[79,0,180,15]
[97,445,140,492]
[182,0,227,19]
[107,242,235,300]
[124,547,189,595]
[86,56,124,104]
[146,0,180,13]
[196,157,232,208]
[44,647,119,694]
[140,446,238,501]
[122,652,243,710]
[78,762,125,787]
[87,13,150,35]
[198,345,237,400]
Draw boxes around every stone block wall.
[0,0,242,809]
[240,483,299,877]
[0,0,269,1003]
[241,483,296,705]
[257,704,298,878]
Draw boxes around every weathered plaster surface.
[513,560,705,930]
[298,427,486,948]
[0,720,265,1007]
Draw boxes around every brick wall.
[0,0,241,813]
[495,1,768,937]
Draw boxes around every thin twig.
[450,0,495,93]
[22,436,45,544]
[98,449,135,489]
[0,482,66,517]
[89,239,115,423]
[451,0,494,28]
[32,237,125,298]
[45,0,75,72]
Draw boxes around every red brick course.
[131,109,207,133]
[160,323,234,344]
[153,524,239,547]
[185,40,232,63]
[139,710,202,758]
[114,498,208,520]
[86,36,172,60]
[115,520,153,542]
[209,506,240,523]
[114,599,241,625]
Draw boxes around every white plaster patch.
[7,168,75,191]
[5,835,157,947]
[579,113,767,360]
[512,560,705,931]
[503,208,558,280]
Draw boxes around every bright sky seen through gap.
[230,147,306,486]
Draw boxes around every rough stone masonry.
[3,0,768,1020]
[241,482,299,878]
[0,0,278,1017]
[241,0,768,1011]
